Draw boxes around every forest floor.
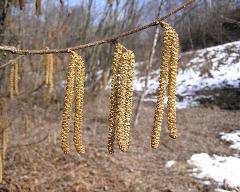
[1,92,239,192]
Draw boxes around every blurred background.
[0,0,239,191]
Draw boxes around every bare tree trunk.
[133,0,164,127]
[82,0,93,42]
[0,0,10,43]
[187,15,194,50]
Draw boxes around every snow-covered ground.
[220,131,240,151]
[187,130,240,189]
[134,41,240,108]
[188,153,240,188]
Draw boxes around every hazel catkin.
[61,56,75,154]
[108,43,123,154]
[151,22,172,149]
[1,98,9,160]
[167,28,179,139]
[45,55,49,85]
[116,50,135,152]
[9,66,14,100]
[0,155,2,183]
[19,0,25,10]
[14,62,19,96]
[108,44,135,153]
[36,0,41,16]
[24,114,29,136]
[116,52,128,152]
[73,53,85,154]
[48,54,54,94]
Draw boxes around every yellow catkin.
[45,55,49,85]
[48,54,54,94]
[116,52,128,152]
[61,56,76,154]
[108,44,135,153]
[9,66,14,100]
[117,50,135,152]
[53,131,56,145]
[14,62,19,96]
[151,22,172,149]
[73,52,85,154]
[108,43,123,154]
[19,0,25,10]
[24,114,29,136]
[2,98,9,160]
[167,28,179,139]
[36,0,41,16]
[0,155,2,183]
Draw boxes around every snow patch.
[133,40,240,109]
[188,153,240,188]
[165,160,176,168]
[220,130,240,151]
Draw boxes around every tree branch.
[0,55,24,69]
[0,0,195,55]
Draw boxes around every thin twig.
[0,55,24,69]
[0,0,195,55]
[0,135,48,150]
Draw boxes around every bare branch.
[0,0,195,55]
[0,55,24,69]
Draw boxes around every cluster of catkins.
[151,21,179,148]
[107,44,135,153]
[61,21,179,155]
[61,52,85,155]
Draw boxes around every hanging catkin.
[124,50,135,148]
[19,0,25,10]
[108,44,135,153]
[167,28,179,139]
[0,155,2,183]
[108,43,123,154]
[151,22,172,149]
[61,55,76,154]
[9,66,14,100]
[1,98,9,160]
[14,62,19,96]
[45,55,49,85]
[24,114,29,136]
[116,52,128,152]
[36,0,42,16]
[117,50,135,152]
[48,54,54,94]
[73,53,85,154]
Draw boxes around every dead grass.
[1,92,239,192]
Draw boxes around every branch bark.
[0,0,195,55]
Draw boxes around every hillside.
[134,40,240,109]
